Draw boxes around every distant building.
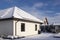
[53,23,60,33]
[0,6,43,37]
[40,24,60,33]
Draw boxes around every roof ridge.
[12,6,16,18]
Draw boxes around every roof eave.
[0,17,43,24]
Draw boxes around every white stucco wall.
[13,20,40,37]
[0,20,13,36]
[0,20,41,37]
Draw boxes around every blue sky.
[0,0,60,24]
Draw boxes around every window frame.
[21,23,25,32]
[35,24,37,31]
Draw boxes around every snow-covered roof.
[0,6,43,23]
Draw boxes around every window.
[35,24,37,31]
[21,23,25,32]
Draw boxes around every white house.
[0,6,43,37]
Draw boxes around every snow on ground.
[2,33,60,40]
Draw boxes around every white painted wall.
[13,20,40,37]
[0,20,13,36]
[0,20,41,37]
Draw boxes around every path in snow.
[2,33,60,40]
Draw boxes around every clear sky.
[0,0,60,24]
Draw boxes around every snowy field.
[1,33,60,40]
